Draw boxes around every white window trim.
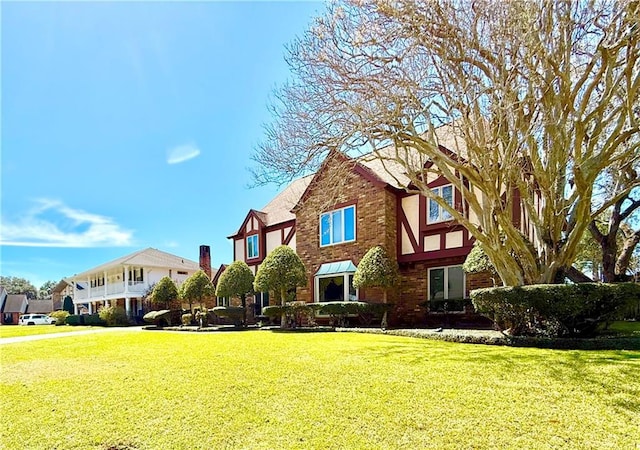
[427,184,454,224]
[246,234,259,259]
[314,272,358,303]
[427,265,466,300]
[319,205,356,247]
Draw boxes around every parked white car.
[19,314,56,325]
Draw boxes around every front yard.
[0,325,96,339]
[1,330,638,449]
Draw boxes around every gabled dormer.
[228,209,267,264]
[228,176,312,271]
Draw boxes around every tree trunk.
[280,287,287,329]
[240,294,247,327]
[616,230,640,281]
[381,290,388,329]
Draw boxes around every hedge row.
[471,283,640,337]
[65,314,107,326]
[210,306,244,327]
[262,301,391,327]
[338,328,640,350]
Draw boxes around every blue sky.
[1,1,323,288]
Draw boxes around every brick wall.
[467,271,497,291]
[292,154,486,327]
[295,156,398,303]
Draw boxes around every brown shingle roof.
[4,294,28,314]
[259,175,313,226]
[27,300,54,314]
[357,121,468,189]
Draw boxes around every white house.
[69,248,201,318]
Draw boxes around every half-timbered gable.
[228,175,312,274]
[226,124,513,326]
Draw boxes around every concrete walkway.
[0,326,144,345]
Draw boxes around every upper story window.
[247,234,259,259]
[428,185,453,224]
[128,268,144,283]
[320,205,356,246]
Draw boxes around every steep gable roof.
[73,248,199,278]
[52,279,73,294]
[260,175,313,226]
[3,294,28,314]
[229,175,313,238]
[357,121,469,189]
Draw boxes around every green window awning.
[315,260,357,276]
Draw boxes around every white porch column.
[87,277,91,301]
[104,271,108,296]
[88,302,93,314]
[104,300,108,309]
[74,303,79,314]
[125,297,131,318]
[124,266,130,293]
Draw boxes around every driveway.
[0,326,144,345]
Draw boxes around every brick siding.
[295,156,398,304]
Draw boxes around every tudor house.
[229,139,505,326]
[69,247,204,319]
[227,176,312,314]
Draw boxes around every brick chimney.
[199,245,212,279]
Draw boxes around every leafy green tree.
[0,276,37,299]
[38,280,56,300]
[254,245,307,328]
[180,270,215,316]
[463,242,499,283]
[215,261,255,327]
[353,246,399,328]
[149,277,179,309]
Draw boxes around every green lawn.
[1,330,639,449]
[0,325,96,338]
[608,320,640,335]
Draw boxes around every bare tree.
[589,161,640,281]
[253,0,640,286]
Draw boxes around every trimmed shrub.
[143,310,179,327]
[181,313,193,326]
[260,303,320,328]
[263,302,391,327]
[319,301,371,327]
[471,283,640,337]
[65,314,84,326]
[84,314,107,326]
[99,306,129,327]
[50,310,69,326]
[355,301,393,326]
[262,305,284,319]
[211,306,245,327]
[463,242,497,275]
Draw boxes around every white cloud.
[166,143,201,164]
[0,199,133,248]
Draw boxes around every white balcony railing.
[128,281,147,293]
[107,282,125,295]
[74,281,148,301]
